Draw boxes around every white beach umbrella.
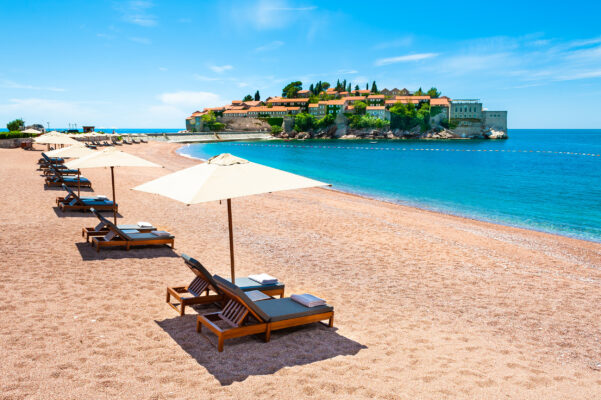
[34,131,80,146]
[44,145,96,158]
[22,128,41,134]
[66,148,162,224]
[133,153,329,280]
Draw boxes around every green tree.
[342,79,347,91]
[271,125,283,134]
[347,83,352,92]
[293,113,315,132]
[309,83,314,94]
[315,114,335,129]
[365,83,369,90]
[243,94,253,101]
[354,101,367,115]
[426,87,440,98]
[201,111,216,125]
[371,81,378,93]
[322,81,330,90]
[335,79,341,91]
[254,90,260,101]
[414,87,425,96]
[6,119,24,131]
[282,81,302,98]
[354,84,360,90]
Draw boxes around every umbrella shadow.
[75,242,179,260]
[155,313,367,386]
[52,207,122,218]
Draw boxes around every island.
[186,80,508,140]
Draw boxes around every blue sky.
[2,0,601,129]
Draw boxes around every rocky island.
[186,80,507,140]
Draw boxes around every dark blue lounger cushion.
[254,298,333,322]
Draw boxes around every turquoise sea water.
[178,129,601,243]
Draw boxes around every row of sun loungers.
[38,151,331,352]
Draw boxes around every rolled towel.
[151,230,171,237]
[248,273,278,285]
[291,293,326,308]
[137,221,152,228]
[95,195,108,200]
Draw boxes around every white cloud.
[337,69,358,74]
[193,74,220,81]
[375,53,438,66]
[233,0,316,30]
[1,80,65,92]
[118,1,157,27]
[209,65,233,73]
[255,40,285,52]
[557,69,601,81]
[129,37,151,45]
[238,82,249,88]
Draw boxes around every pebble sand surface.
[1,142,600,399]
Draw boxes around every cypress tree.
[254,90,260,101]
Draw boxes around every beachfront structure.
[448,99,507,135]
[367,95,385,106]
[366,106,390,120]
[266,97,310,111]
[380,88,411,96]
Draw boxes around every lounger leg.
[179,301,186,316]
[196,317,201,333]
[166,290,170,304]
[329,314,334,327]
[218,336,224,352]
[265,323,271,342]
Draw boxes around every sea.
[177,129,601,243]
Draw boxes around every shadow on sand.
[52,207,122,218]
[156,312,366,386]
[75,242,179,260]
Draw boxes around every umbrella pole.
[111,166,117,225]
[77,169,81,197]
[227,198,235,282]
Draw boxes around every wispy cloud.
[118,1,157,27]
[129,37,151,45]
[375,53,438,66]
[193,74,221,81]
[254,40,285,52]
[209,65,233,74]
[337,69,358,74]
[1,80,65,92]
[232,0,316,30]
[158,67,167,71]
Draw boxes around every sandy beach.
[1,141,601,399]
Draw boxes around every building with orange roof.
[222,109,249,117]
[297,89,311,98]
[366,105,390,120]
[367,94,385,106]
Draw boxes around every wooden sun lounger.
[56,184,117,212]
[89,208,174,252]
[166,254,285,315]
[197,275,333,352]
[82,209,155,241]
[38,153,64,165]
[44,165,79,176]
[45,171,92,188]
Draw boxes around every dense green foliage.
[200,111,225,131]
[427,87,441,98]
[6,119,24,131]
[389,102,431,131]
[0,131,34,139]
[371,81,378,93]
[441,119,459,129]
[293,113,314,132]
[348,115,390,129]
[354,101,367,115]
[282,81,302,98]
[271,125,282,134]
[254,90,260,101]
[242,94,253,101]
[414,87,425,96]
[315,114,335,129]
[266,117,283,127]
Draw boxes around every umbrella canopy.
[34,132,80,145]
[22,128,41,134]
[66,148,162,223]
[133,153,329,280]
[44,145,96,158]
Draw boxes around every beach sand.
[1,141,601,399]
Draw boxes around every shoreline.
[174,143,601,246]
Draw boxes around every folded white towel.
[291,294,326,308]
[151,230,171,237]
[248,273,278,285]
[95,195,108,200]
[137,221,152,227]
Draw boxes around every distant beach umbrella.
[22,128,42,134]
[66,148,162,224]
[133,153,329,281]
[34,131,80,145]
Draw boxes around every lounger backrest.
[181,254,221,294]
[213,275,270,322]
[62,184,82,204]
[90,208,132,240]
[43,153,51,162]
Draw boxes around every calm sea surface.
[178,129,601,243]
